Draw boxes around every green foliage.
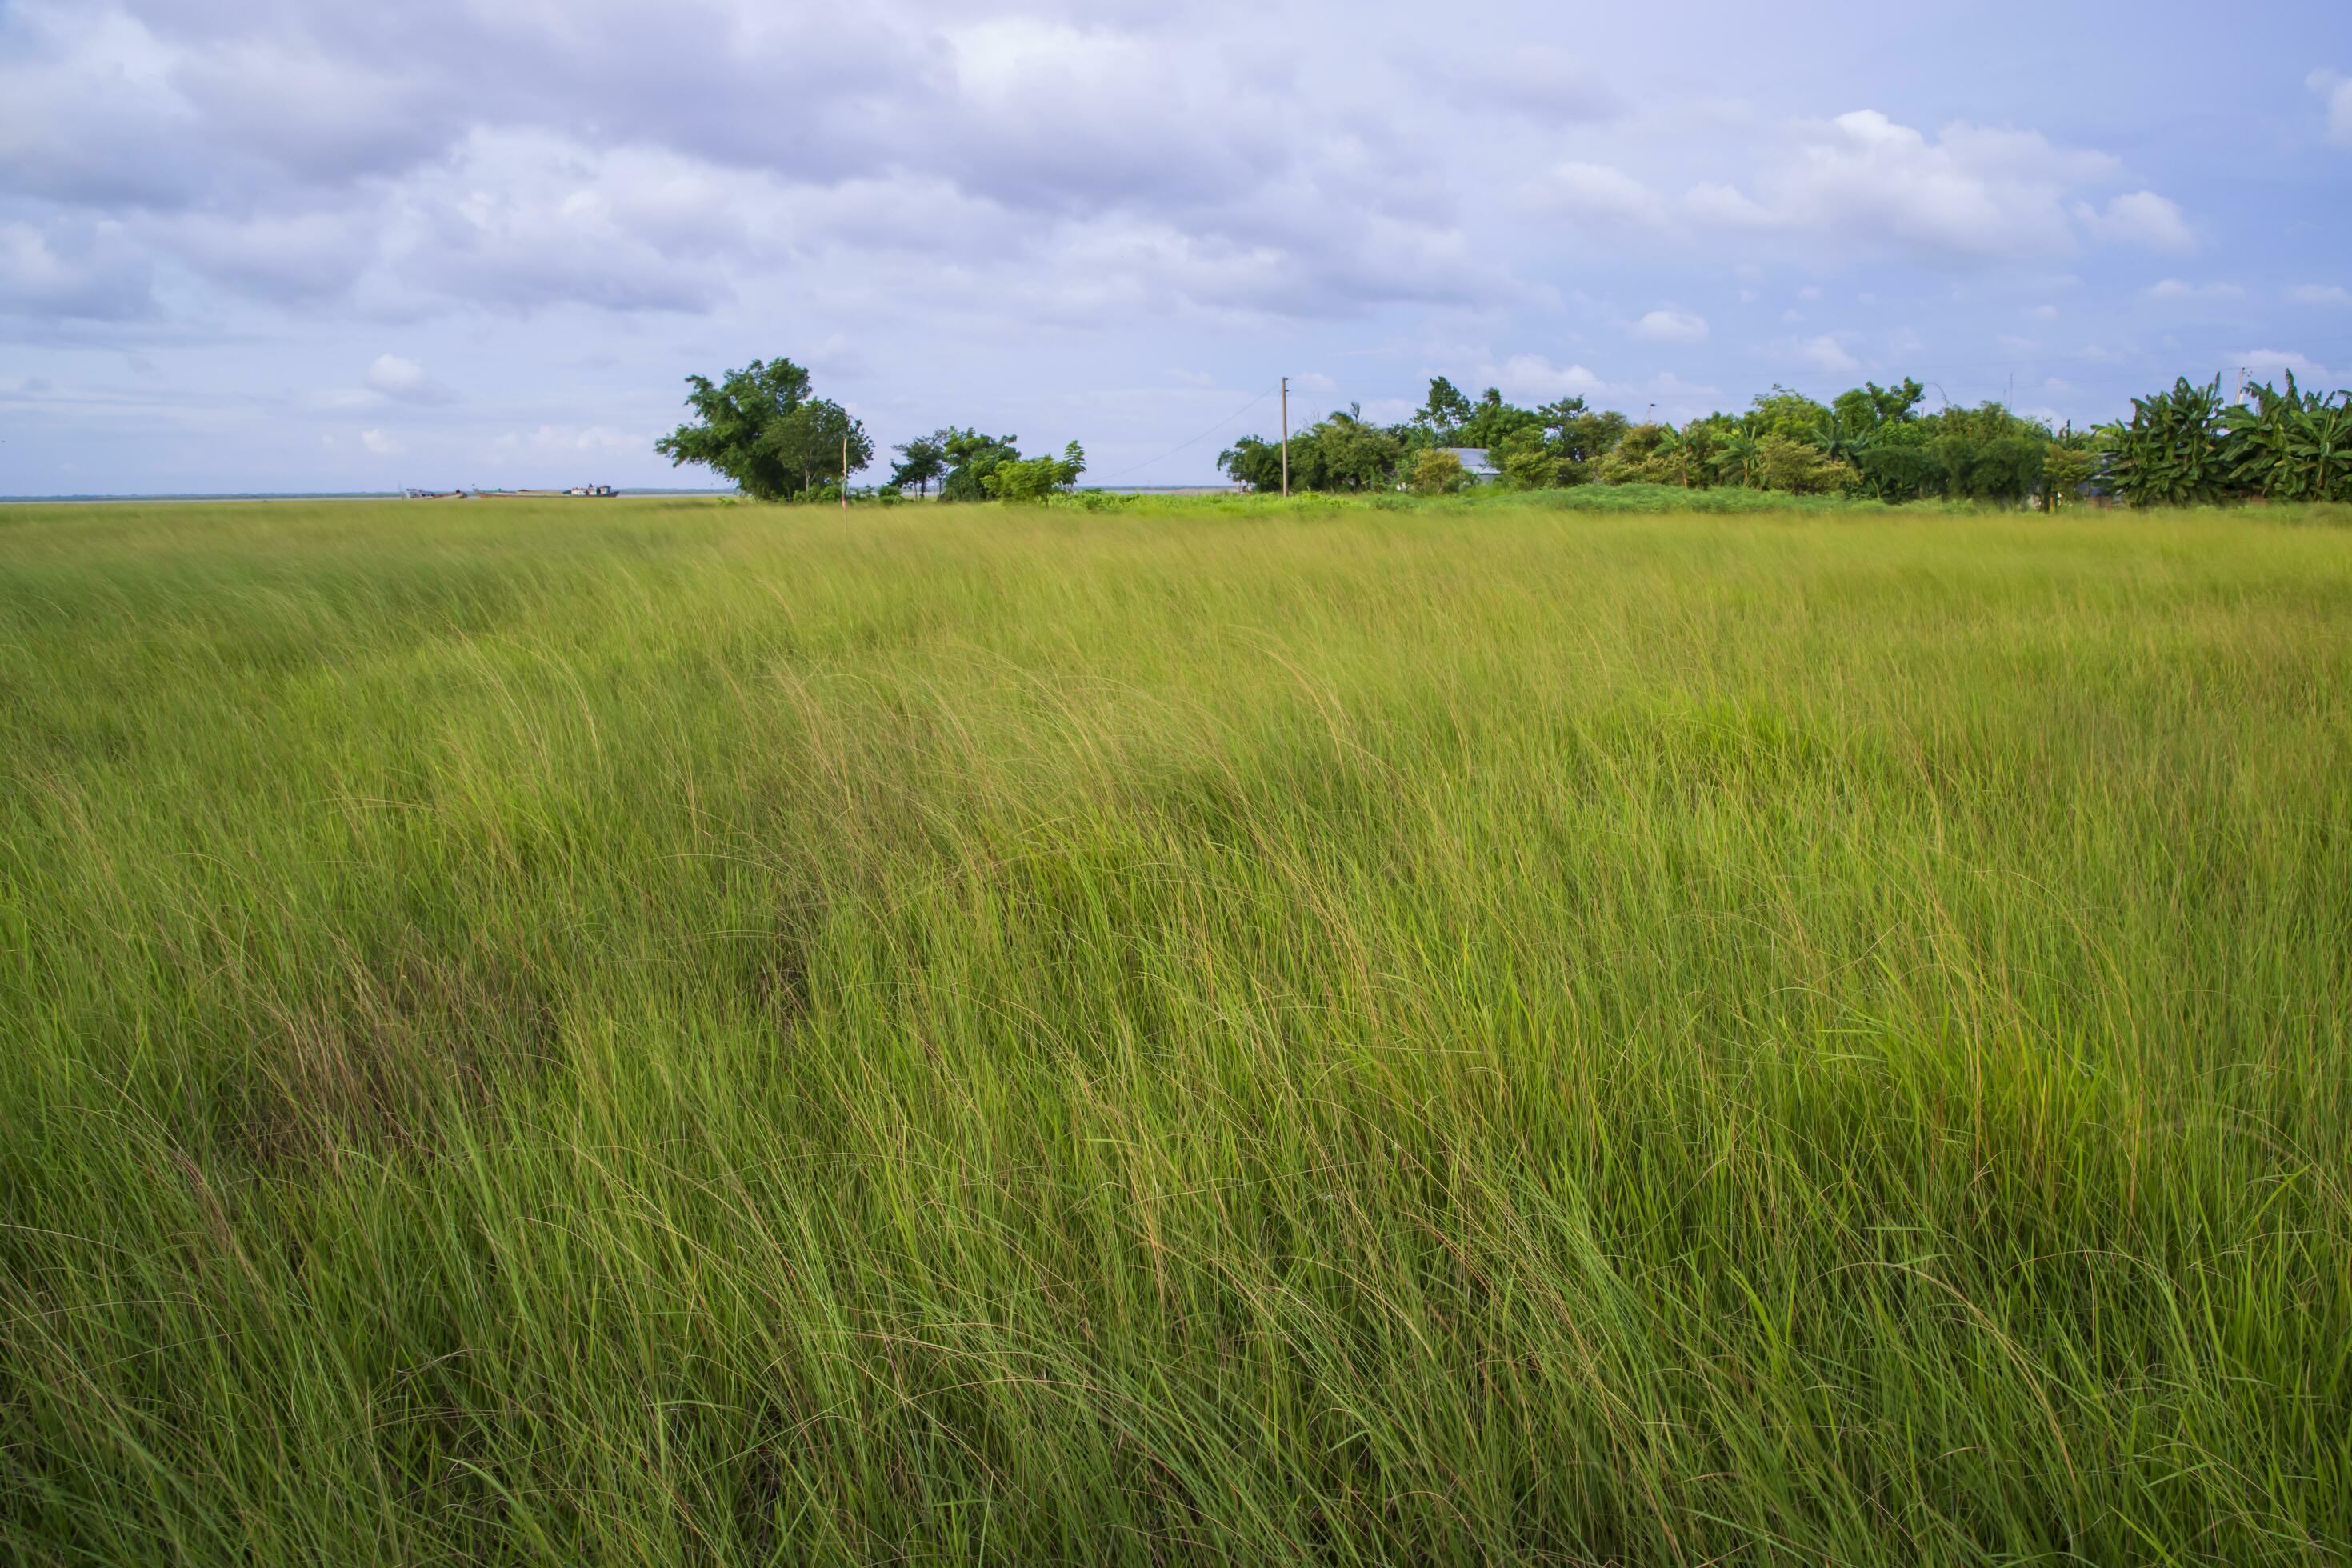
[938,428,1022,502]
[1406,446,1469,495]
[1217,434,1286,492]
[1224,408,1403,494]
[1210,366,2352,513]
[1492,430,1574,489]
[1746,384,1837,443]
[889,432,949,498]
[653,356,821,501]
[1481,398,1626,490]
[2042,443,2097,511]
[1411,375,1475,435]
[982,441,1088,502]
[1857,442,1948,502]
[1757,433,1858,494]
[1713,428,1763,489]
[5,494,2350,1566]
[761,398,873,498]
[2221,374,2352,502]
[1917,431,2047,506]
[2101,377,2231,508]
[1313,410,1403,490]
[1596,422,1674,485]
[1454,387,1542,453]
[1832,378,1927,434]
[1541,397,1628,472]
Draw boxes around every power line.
[1091,383,1278,483]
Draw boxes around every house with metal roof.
[1440,447,1502,482]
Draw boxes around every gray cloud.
[1,0,1517,330]
[1,0,2341,497]
[0,219,158,320]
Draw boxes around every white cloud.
[2230,349,2333,384]
[1680,110,2130,261]
[2031,304,2058,320]
[1526,161,1670,230]
[1486,354,1607,402]
[1795,334,1859,374]
[358,428,403,456]
[2289,283,2350,306]
[2313,70,2352,147]
[365,353,450,404]
[1629,307,1708,344]
[2145,278,2243,302]
[1682,182,1772,229]
[0,218,155,319]
[2081,190,2195,252]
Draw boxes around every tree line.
[654,356,2352,509]
[653,358,1084,504]
[1221,370,2352,507]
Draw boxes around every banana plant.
[1813,412,1873,468]
[2099,377,2230,507]
[2221,374,2352,501]
[1715,430,1761,488]
[1651,425,1695,486]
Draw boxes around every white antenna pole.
[1280,377,1290,498]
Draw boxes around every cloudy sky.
[3,0,2350,494]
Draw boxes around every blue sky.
[3,0,2349,494]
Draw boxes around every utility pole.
[1280,376,1290,498]
[841,434,848,515]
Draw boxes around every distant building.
[1440,447,1502,482]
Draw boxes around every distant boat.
[405,485,618,498]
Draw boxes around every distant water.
[0,488,738,504]
[2,484,1242,504]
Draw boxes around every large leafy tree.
[1315,407,1404,491]
[1746,385,1836,443]
[1856,443,1947,502]
[2042,442,2098,512]
[1407,448,1469,495]
[1412,376,1477,438]
[939,429,1022,501]
[982,442,1088,502]
[890,432,950,497]
[1219,406,1399,493]
[762,398,873,496]
[654,358,824,501]
[1454,387,1542,454]
[1832,378,1926,434]
[1218,435,1287,492]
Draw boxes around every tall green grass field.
[2,494,2348,1563]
